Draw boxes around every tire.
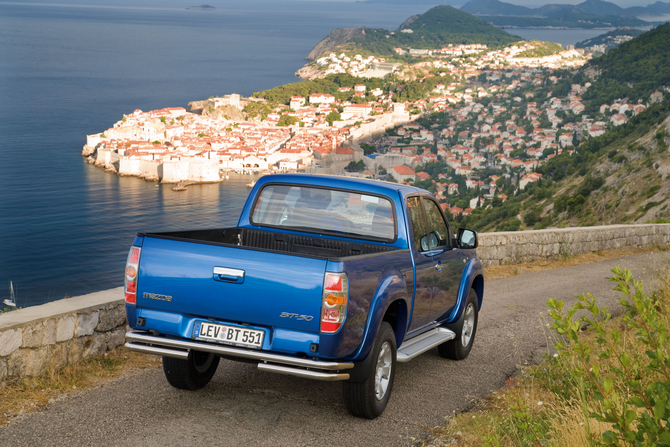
[342,322,397,419]
[162,350,220,390]
[438,288,478,360]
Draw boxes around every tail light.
[125,246,141,304]
[320,272,348,333]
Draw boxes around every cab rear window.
[250,184,396,241]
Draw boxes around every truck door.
[421,197,467,323]
[406,196,435,331]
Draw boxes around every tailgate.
[137,236,326,333]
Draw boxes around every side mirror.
[419,232,439,251]
[457,228,478,249]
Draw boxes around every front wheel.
[162,350,220,390]
[438,288,479,360]
[342,322,397,419]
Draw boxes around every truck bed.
[142,227,397,259]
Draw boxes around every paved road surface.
[2,251,667,446]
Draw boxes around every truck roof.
[253,173,425,198]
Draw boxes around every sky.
[1,0,657,9]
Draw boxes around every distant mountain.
[626,1,670,15]
[572,0,628,17]
[461,0,651,27]
[306,5,519,60]
[460,0,534,16]
[462,0,670,18]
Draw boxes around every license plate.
[193,321,264,349]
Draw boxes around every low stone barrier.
[477,224,670,267]
[0,288,125,382]
[2,224,669,382]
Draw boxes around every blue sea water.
[0,0,429,307]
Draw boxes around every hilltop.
[305,6,519,61]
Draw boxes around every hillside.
[575,28,645,51]
[448,26,670,232]
[448,102,670,234]
[305,6,519,60]
[572,23,670,113]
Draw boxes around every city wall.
[2,224,670,383]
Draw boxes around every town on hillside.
[82,39,666,224]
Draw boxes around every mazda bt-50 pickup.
[124,174,483,419]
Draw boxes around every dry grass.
[484,245,670,281]
[0,347,160,425]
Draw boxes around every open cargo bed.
[142,227,397,259]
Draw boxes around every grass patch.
[0,348,160,425]
[484,245,670,281]
[420,266,670,447]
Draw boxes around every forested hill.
[308,6,519,59]
[557,23,670,114]
[575,29,644,50]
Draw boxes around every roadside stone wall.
[477,224,670,266]
[0,288,125,382]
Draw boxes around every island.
[186,5,215,10]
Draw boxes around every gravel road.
[2,251,667,447]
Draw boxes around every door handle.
[213,267,245,284]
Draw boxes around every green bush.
[547,267,670,446]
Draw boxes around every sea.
[0,0,659,307]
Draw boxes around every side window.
[407,197,427,251]
[423,198,450,250]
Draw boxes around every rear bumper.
[125,331,354,381]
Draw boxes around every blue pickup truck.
[124,174,484,419]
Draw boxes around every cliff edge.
[305,27,365,61]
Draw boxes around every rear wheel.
[163,350,220,390]
[342,322,396,419]
[438,288,478,360]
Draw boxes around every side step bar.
[397,327,456,363]
[125,331,353,381]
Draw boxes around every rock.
[9,347,49,377]
[22,319,57,348]
[397,14,419,31]
[186,100,208,115]
[56,315,75,342]
[75,312,99,337]
[0,328,23,357]
[295,65,323,81]
[305,27,365,61]
[83,333,107,358]
[106,328,126,350]
[67,337,85,364]
[49,343,68,371]
[96,305,126,332]
[81,144,96,156]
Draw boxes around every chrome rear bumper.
[125,331,353,381]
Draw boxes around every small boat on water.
[4,281,17,308]
[246,180,256,188]
[172,181,187,191]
